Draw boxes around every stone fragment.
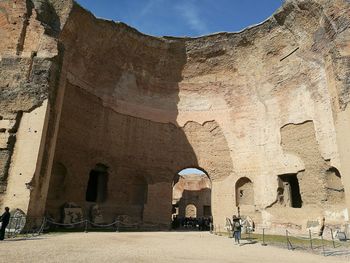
[62,203,84,225]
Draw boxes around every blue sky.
[76,0,285,37]
[179,168,205,175]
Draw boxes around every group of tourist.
[171,216,212,231]
[171,214,243,246]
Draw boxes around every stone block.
[0,150,10,180]
[62,202,84,225]
[0,133,9,149]
[0,120,16,130]
[90,204,104,224]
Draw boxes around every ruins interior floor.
[0,232,349,263]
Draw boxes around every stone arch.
[185,204,197,218]
[173,167,211,186]
[235,177,254,206]
[172,167,211,220]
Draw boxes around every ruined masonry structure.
[0,0,350,234]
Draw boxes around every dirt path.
[0,232,348,263]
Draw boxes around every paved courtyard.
[0,232,348,263]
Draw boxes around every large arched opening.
[171,168,212,230]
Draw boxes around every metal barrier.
[45,218,162,232]
[3,215,167,240]
[282,228,349,257]
[5,216,46,239]
[3,216,350,259]
[210,223,349,257]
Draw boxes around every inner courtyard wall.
[0,0,349,234]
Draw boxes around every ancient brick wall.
[44,0,350,229]
[0,0,349,233]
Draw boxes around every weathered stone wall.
[280,121,344,206]
[0,0,72,220]
[177,0,350,231]
[46,81,231,224]
[0,0,349,233]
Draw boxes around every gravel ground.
[0,232,348,263]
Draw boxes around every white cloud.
[176,0,209,35]
[139,0,164,17]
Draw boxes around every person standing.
[318,217,325,236]
[232,215,242,245]
[0,207,10,240]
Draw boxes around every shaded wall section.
[46,83,198,224]
[46,3,195,225]
[44,3,234,225]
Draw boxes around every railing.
[5,216,46,239]
[284,228,350,256]
[211,222,349,257]
[4,215,167,239]
[4,215,350,258]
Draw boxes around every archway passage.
[172,168,212,231]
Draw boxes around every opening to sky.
[179,168,206,176]
[76,0,285,37]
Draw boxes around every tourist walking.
[232,215,242,245]
[318,217,325,236]
[0,207,10,240]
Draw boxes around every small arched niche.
[85,163,108,203]
[235,177,254,206]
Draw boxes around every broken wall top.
[55,0,350,119]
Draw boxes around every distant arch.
[235,177,254,206]
[185,204,197,218]
[172,167,212,228]
[173,167,211,186]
